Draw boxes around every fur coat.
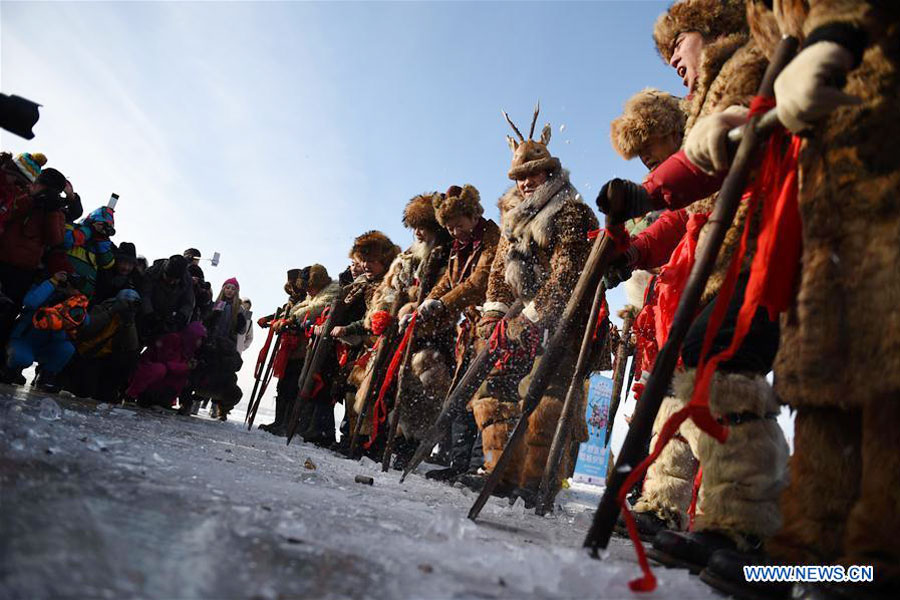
[683,32,770,305]
[485,173,598,332]
[768,0,900,409]
[427,218,500,318]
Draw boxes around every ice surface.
[0,386,718,600]
[38,397,61,421]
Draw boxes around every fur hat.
[403,192,442,230]
[610,88,686,160]
[653,0,748,63]
[115,242,137,262]
[350,231,400,267]
[503,103,561,180]
[433,185,484,227]
[307,264,330,290]
[287,268,302,282]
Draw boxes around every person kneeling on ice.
[125,321,207,409]
[63,288,142,402]
[3,271,89,393]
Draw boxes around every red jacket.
[642,150,725,211]
[630,209,689,270]
[0,182,66,270]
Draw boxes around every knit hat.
[653,0,748,63]
[403,192,443,230]
[223,277,240,290]
[433,185,484,227]
[86,206,115,229]
[13,152,46,182]
[503,103,561,180]
[164,255,188,279]
[610,88,687,160]
[307,264,330,291]
[349,231,401,267]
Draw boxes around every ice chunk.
[39,397,61,421]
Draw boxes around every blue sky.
[2,1,693,428]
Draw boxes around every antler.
[528,100,541,140]
[502,110,525,142]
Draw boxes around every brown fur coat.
[769,0,900,409]
[684,32,770,305]
[485,173,598,332]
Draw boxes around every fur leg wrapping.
[396,349,451,441]
[675,370,789,548]
[471,396,523,485]
[518,395,564,491]
[633,395,699,530]
[842,394,900,585]
[768,406,861,566]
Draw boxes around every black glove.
[602,246,639,290]
[595,178,653,227]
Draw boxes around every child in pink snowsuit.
[126,321,206,402]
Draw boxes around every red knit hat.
[223,277,239,290]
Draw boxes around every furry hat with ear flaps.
[350,230,401,267]
[433,185,484,227]
[610,88,687,160]
[403,192,443,230]
[653,0,748,63]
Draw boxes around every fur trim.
[403,193,442,230]
[653,0,748,63]
[633,395,699,530]
[610,88,686,160]
[433,184,483,227]
[497,185,523,218]
[624,270,654,309]
[502,171,580,298]
[482,302,509,314]
[350,230,401,266]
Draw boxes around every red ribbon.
[688,466,703,530]
[618,100,802,592]
[255,327,276,378]
[272,332,301,379]
[364,313,418,450]
[370,310,393,336]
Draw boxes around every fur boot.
[471,396,522,487]
[517,394,565,491]
[632,395,699,531]
[675,370,789,550]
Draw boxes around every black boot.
[700,549,790,600]
[0,365,25,386]
[426,466,466,482]
[34,371,62,394]
[614,511,670,542]
[260,394,286,433]
[648,529,748,574]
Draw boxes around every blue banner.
[573,373,613,486]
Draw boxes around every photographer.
[0,271,88,392]
[0,166,69,369]
[138,255,195,343]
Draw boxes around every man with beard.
[467,106,598,506]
